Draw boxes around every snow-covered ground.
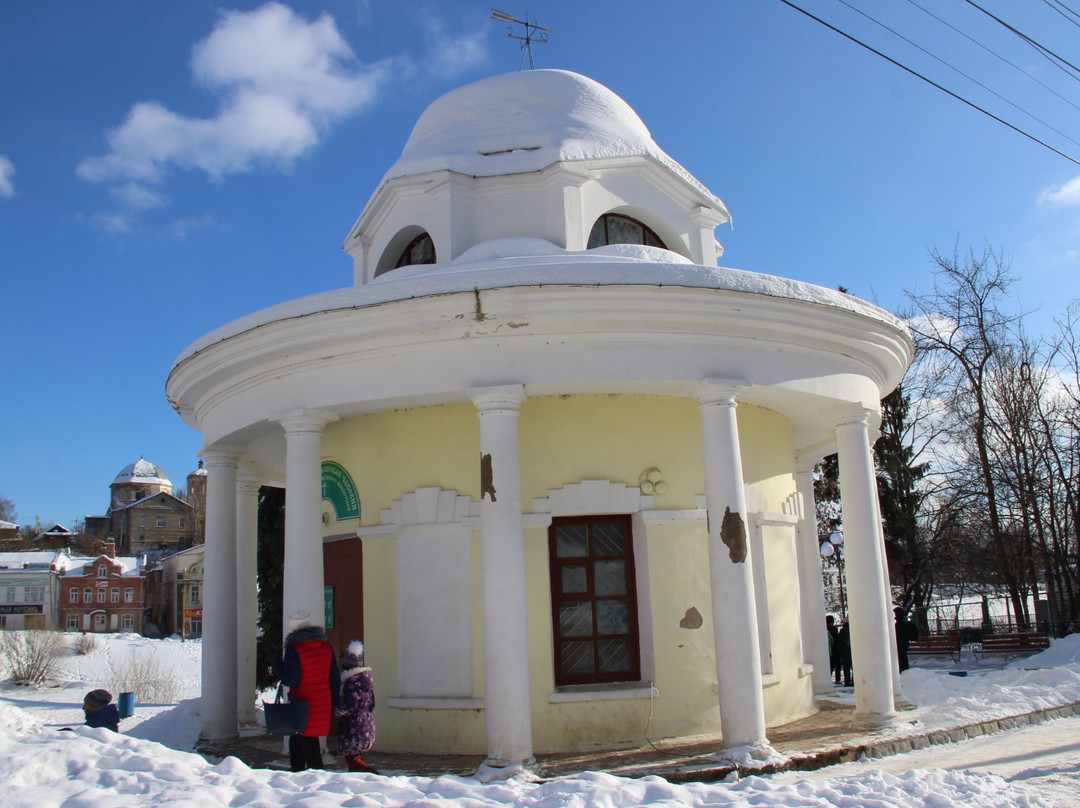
[2,632,1079,807]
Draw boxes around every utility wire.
[963,0,1080,81]
[836,0,1080,151]
[775,0,1080,166]
[1042,0,1080,30]
[907,0,1080,115]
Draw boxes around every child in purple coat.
[335,641,376,773]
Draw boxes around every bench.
[908,635,961,662]
[973,632,1051,659]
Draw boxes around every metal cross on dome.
[490,7,551,70]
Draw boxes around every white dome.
[383,70,660,181]
[113,459,171,487]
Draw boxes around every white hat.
[288,610,311,632]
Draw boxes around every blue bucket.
[118,692,135,718]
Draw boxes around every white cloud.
[169,214,221,239]
[109,182,168,210]
[78,2,389,187]
[1038,174,1080,206]
[0,155,15,198]
[421,19,489,78]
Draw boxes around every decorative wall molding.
[357,487,480,539]
[533,479,654,516]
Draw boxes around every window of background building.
[69,588,78,603]
[66,614,80,631]
[120,614,134,631]
[111,588,119,603]
[83,588,92,603]
[548,514,641,687]
[97,565,107,578]
[24,586,45,603]
[156,517,166,528]
[190,584,200,604]
[97,589,105,603]
[178,518,186,529]
[124,587,134,603]
[139,517,146,527]
[6,587,15,603]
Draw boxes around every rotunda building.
[167,70,912,769]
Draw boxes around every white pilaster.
[280,410,338,631]
[236,471,260,727]
[834,408,895,717]
[695,382,768,750]
[200,445,245,741]
[794,459,833,693]
[471,385,534,769]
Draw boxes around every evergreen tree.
[255,486,285,690]
[875,385,930,615]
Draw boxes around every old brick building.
[58,540,144,633]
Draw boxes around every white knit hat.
[288,610,311,632]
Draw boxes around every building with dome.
[84,458,201,555]
[167,70,912,769]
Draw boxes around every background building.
[58,540,144,633]
[0,550,69,629]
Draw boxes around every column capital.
[235,471,260,497]
[694,378,748,409]
[794,455,820,475]
[832,406,875,430]
[470,385,527,414]
[278,409,339,436]
[199,445,246,469]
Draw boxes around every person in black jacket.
[895,607,919,672]
[83,689,120,731]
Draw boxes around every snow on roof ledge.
[172,245,907,366]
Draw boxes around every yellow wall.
[328,394,814,753]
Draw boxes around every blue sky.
[2,1,1078,529]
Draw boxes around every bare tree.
[905,244,1034,628]
[0,493,15,524]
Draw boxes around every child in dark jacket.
[83,689,120,731]
[335,641,376,773]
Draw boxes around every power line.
[834,0,1080,152]
[775,0,1080,166]
[1041,0,1080,31]
[963,0,1080,82]
[906,0,1080,115]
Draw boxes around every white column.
[200,445,245,741]
[695,382,768,750]
[834,409,895,717]
[280,411,338,631]
[471,386,534,769]
[794,459,833,693]
[235,471,260,727]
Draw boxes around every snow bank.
[1,632,1074,807]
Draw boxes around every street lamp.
[820,531,846,620]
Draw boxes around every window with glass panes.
[548,515,640,686]
[586,213,666,250]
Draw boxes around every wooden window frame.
[548,514,641,687]
[587,213,666,250]
[394,232,436,269]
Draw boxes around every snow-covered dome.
[113,459,171,487]
[383,69,661,181]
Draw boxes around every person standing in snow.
[335,640,377,773]
[278,610,340,772]
[83,688,120,731]
[835,620,853,687]
[894,606,919,672]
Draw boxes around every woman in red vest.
[279,610,341,771]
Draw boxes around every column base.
[476,757,538,782]
[706,742,786,770]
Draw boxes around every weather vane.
[490,8,550,70]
